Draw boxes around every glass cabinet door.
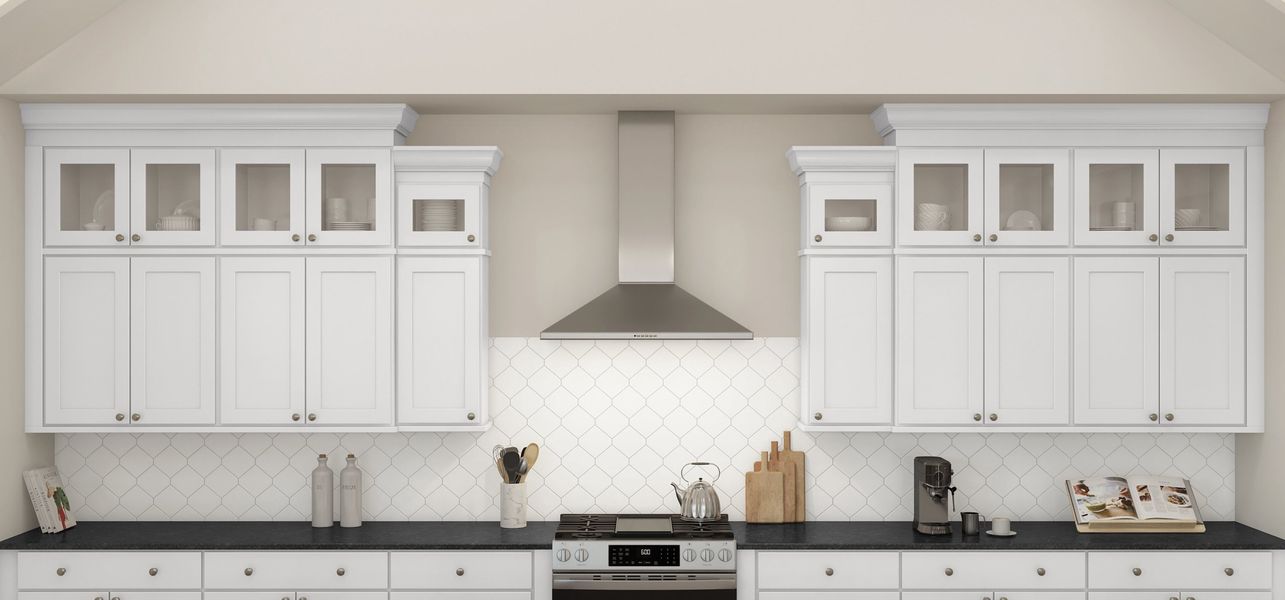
[1160,148,1245,247]
[129,148,215,246]
[397,183,483,247]
[305,148,392,246]
[983,148,1069,246]
[1073,148,1159,246]
[219,148,305,246]
[43,148,130,246]
[896,148,983,246]
[806,183,892,247]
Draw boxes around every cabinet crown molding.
[787,146,896,175]
[20,103,419,137]
[871,103,1271,137]
[393,146,504,176]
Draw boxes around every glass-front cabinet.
[983,148,1069,246]
[1074,148,1160,246]
[219,148,306,246]
[806,183,892,247]
[397,183,483,247]
[43,148,130,246]
[1160,148,1245,247]
[305,148,392,246]
[897,148,983,246]
[130,148,216,246]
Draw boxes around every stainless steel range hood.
[541,112,752,340]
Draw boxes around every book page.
[1069,477,1139,522]
[1128,475,1199,521]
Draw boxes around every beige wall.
[409,113,878,336]
[0,97,53,538]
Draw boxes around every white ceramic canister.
[311,454,334,528]
[340,454,363,528]
[500,483,527,529]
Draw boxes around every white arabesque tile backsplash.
[55,338,1235,522]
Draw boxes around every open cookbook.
[1066,475,1205,533]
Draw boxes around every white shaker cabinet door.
[802,256,893,425]
[130,257,216,425]
[43,257,130,425]
[896,257,984,425]
[1073,257,1160,426]
[984,257,1070,425]
[396,256,486,426]
[219,257,306,425]
[305,257,394,425]
[1160,256,1246,426]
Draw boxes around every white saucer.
[986,530,1017,537]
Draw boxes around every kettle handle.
[681,462,721,483]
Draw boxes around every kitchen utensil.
[825,216,871,231]
[496,457,509,483]
[989,517,1013,535]
[502,448,522,484]
[671,462,723,522]
[766,442,796,523]
[519,443,540,482]
[780,431,806,522]
[915,203,951,231]
[961,511,982,536]
[913,456,956,535]
[1005,209,1041,231]
[744,452,784,523]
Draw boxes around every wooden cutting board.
[780,431,806,522]
[745,451,785,523]
[767,441,797,523]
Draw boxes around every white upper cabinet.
[1160,257,1245,426]
[983,148,1070,246]
[896,257,984,425]
[806,183,893,247]
[130,257,216,425]
[397,183,483,248]
[1074,149,1160,246]
[219,257,306,425]
[44,148,130,246]
[984,257,1070,425]
[129,148,216,246]
[219,148,307,246]
[1160,148,1245,247]
[396,256,486,426]
[802,256,893,426]
[306,257,394,425]
[305,148,393,246]
[43,257,130,425]
[897,148,984,246]
[1073,257,1160,426]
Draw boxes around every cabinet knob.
[56,567,66,576]
[467,234,476,242]
[283,597,291,600]
[1149,413,1158,422]
[1170,597,1179,600]
[456,567,465,576]
[825,567,834,576]
[131,413,141,422]
[1133,567,1142,576]
[292,234,301,242]
[973,234,982,242]
[149,567,158,576]
[1149,233,1159,242]
[291,413,301,422]
[814,412,822,421]
[989,234,998,242]
[1165,234,1175,242]
[1165,413,1174,422]
[115,233,125,242]
[245,567,254,576]
[299,597,308,600]
[815,234,823,243]
[337,567,345,576]
[131,233,141,242]
[111,597,120,600]
[1000,597,1008,600]
[989,413,998,422]
[944,567,954,576]
[308,413,317,422]
[115,413,125,422]
[1036,567,1045,576]
[308,234,317,242]
[467,412,476,421]
[973,413,982,422]
[1225,567,1235,576]
[95,597,103,600]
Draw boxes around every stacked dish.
[419,200,459,231]
[915,203,950,231]
[156,215,199,231]
[328,221,373,231]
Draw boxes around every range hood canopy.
[541,112,752,340]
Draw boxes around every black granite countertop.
[2,521,1282,551]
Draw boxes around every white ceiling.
[0,0,124,86]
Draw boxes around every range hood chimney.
[541,112,752,340]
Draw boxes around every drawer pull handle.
[1036,567,1045,576]
[1132,567,1142,576]
[944,567,954,576]
[337,567,346,576]
[245,567,254,576]
[149,567,158,576]
[457,567,465,576]
[1225,567,1235,576]
[56,567,66,576]
[825,567,834,576]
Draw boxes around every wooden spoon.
[520,443,540,482]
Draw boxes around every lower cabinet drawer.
[17,552,202,590]
[757,552,899,589]
[204,552,389,589]
[905,594,1085,600]
[1087,552,1272,590]
[298,594,390,600]
[18,595,202,600]
[902,552,1085,589]
[390,552,532,590]
[761,593,899,600]
[1090,595,1271,600]
[205,593,301,600]
[392,594,529,600]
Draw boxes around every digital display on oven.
[608,544,680,567]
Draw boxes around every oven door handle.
[553,573,736,591]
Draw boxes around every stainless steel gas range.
[552,513,736,599]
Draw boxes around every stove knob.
[700,549,715,562]
[574,548,589,562]
[556,548,571,562]
[718,548,733,562]
[682,548,696,562]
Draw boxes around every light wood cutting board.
[745,451,785,523]
[780,430,806,522]
[767,441,796,523]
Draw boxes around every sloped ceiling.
[1165,0,1285,85]
[0,0,125,87]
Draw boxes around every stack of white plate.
[328,221,373,231]
[419,200,459,231]
[156,215,199,231]
[915,203,950,231]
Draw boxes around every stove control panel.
[553,539,736,571]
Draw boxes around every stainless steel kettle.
[670,462,722,522]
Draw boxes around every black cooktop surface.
[555,514,734,541]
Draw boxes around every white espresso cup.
[990,517,1012,535]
